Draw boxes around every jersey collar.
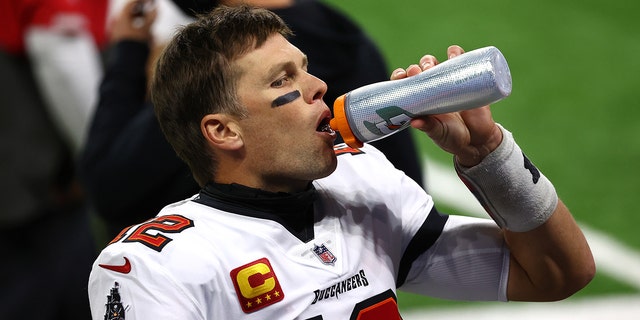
[195,182,317,242]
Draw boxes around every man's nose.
[302,72,327,103]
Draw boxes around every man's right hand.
[109,0,158,43]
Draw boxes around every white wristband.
[455,124,558,232]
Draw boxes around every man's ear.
[201,114,243,150]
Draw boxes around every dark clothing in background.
[80,41,197,237]
[0,49,95,320]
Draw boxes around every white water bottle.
[329,46,512,148]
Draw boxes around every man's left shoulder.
[333,143,392,166]
[333,143,366,156]
[320,143,399,189]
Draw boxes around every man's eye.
[272,76,291,88]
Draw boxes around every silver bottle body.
[341,46,512,144]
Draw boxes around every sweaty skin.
[272,90,301,107]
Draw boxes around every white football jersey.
[89,144,509,319]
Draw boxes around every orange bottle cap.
[330,94,363,148]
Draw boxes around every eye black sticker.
[272,90,301,107]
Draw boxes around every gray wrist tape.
[455,124,558,232]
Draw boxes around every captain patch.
[230,258,285,313]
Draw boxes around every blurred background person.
[0,0,108,318]
[81,0,194,239]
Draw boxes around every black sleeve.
[79,41,198,236]
[396,206,449,288]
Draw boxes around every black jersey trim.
[396,206,449,287]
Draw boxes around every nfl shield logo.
[312,244,336,265]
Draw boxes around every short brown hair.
[151,6,293,187]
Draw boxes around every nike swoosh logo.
[99,257,132,274]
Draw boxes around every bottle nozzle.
[328,117,339,132]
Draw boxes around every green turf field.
[322,0,640,311]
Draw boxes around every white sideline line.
[422,158,640,290]
[401,294,640,320]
